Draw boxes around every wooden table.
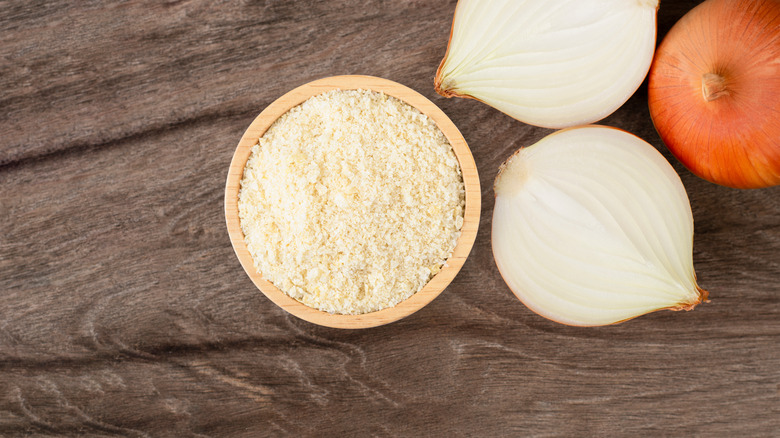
[1,1,778,436]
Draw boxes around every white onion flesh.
[436,0,659,129]
[492,126,707,326]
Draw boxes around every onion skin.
[433,12,462,100]
[648,0,780,189]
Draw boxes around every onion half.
[648,0,780,189]
[435,0,659,129]
[492,126,707,326]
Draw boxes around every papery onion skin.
[492,126,708,327]
[648,0,780,189]
[434,0,659,129]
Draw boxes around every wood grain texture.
[1,0,778,436]
[224,75,480,329]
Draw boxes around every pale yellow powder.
[238,89,464,314]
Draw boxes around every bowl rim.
[224,75,480,328]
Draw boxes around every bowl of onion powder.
[225,75,480,328]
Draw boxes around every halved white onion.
[492,126,707,326]
[435,0,659,129]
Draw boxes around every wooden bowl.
[224,75,480,328]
